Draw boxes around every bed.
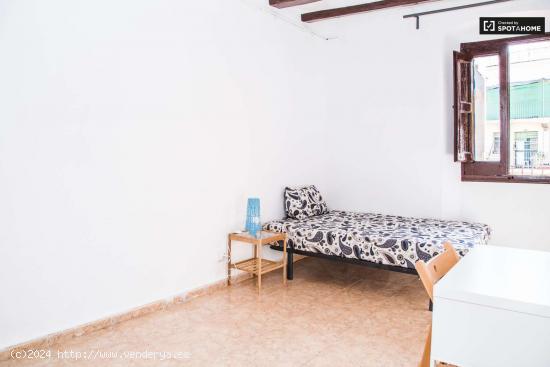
[263,186,491,306]
[263,210,491,279]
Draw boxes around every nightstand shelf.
[227,230,287,292]
[232,258,283,275]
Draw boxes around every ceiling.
[245,0,533,40]
[266,0,417,24]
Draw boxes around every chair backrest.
[415,242,460,301]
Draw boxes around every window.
[473,55,500,162]
[513,131,539,171]
[491,132,500,158]
[454,35,550,183]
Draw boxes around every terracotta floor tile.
[2,258,432,367]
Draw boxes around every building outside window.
[472,41,550,176]
[484,77,550,175]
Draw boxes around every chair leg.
[419,323,432,367]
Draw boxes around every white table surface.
[432,245,550,367]
[434,245,550,317]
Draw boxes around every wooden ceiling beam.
[301,0,442,22]
[269,0,321,9]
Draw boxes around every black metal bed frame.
[269,243,433,311]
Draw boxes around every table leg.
[253,242,258,278]
[227,235,232,286]
[257,243,262,293]
[283,237,287,285]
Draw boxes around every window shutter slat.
[454,51,474,163]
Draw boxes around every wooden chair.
[415,242,460,367]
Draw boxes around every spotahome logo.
[480,17,545,35]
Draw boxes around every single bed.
[263,210,491,279]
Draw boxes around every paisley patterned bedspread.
[263,210,491,270]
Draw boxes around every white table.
[431,245,550,367]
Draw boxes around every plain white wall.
[317,0,550,250]
[0,0,329,348]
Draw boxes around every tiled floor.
[3,258,432,367]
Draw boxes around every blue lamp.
[245,198,261,238]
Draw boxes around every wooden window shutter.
[453,51,474,162]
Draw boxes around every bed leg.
[428,300,433,312]
[287,251,293,280]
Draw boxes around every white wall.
[317,0,550,250]
[0,0,329,348]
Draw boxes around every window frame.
[456,33,550,184]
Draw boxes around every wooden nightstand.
[227,231,287,292]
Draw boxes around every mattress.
[263,210,491,270]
